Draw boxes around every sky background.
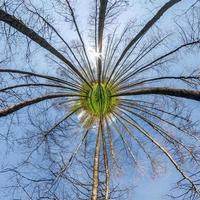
[47,1,200,198]
[0,0,200,199]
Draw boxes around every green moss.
[72,82,118,118]
[87,83,114,115]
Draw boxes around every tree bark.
[97,0,108,83]
[0,93,80,118]
[102,130,109,200]
[91,121,102,200]
[118,75,200,90]
[0,83,77,93]
[114,87,200,102]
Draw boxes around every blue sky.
[0,0,200,199]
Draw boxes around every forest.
[0,0,200,199]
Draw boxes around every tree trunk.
[102,130,109,200]
[115,87,200,102]
[0,93,80,118]
[0,9,89,86]
[107,0,182,83]
[97,0,108,83]
[91,122,102,200]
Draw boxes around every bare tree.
[0,0,200,199]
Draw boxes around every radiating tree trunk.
[91,122,102,200]
[0,9,89,86]
[107,0,182,84]
[0,93,80,117]
[0,68,80,89]
[102,130,109,200]
[97,0,108,83]
[115,87,200,102]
